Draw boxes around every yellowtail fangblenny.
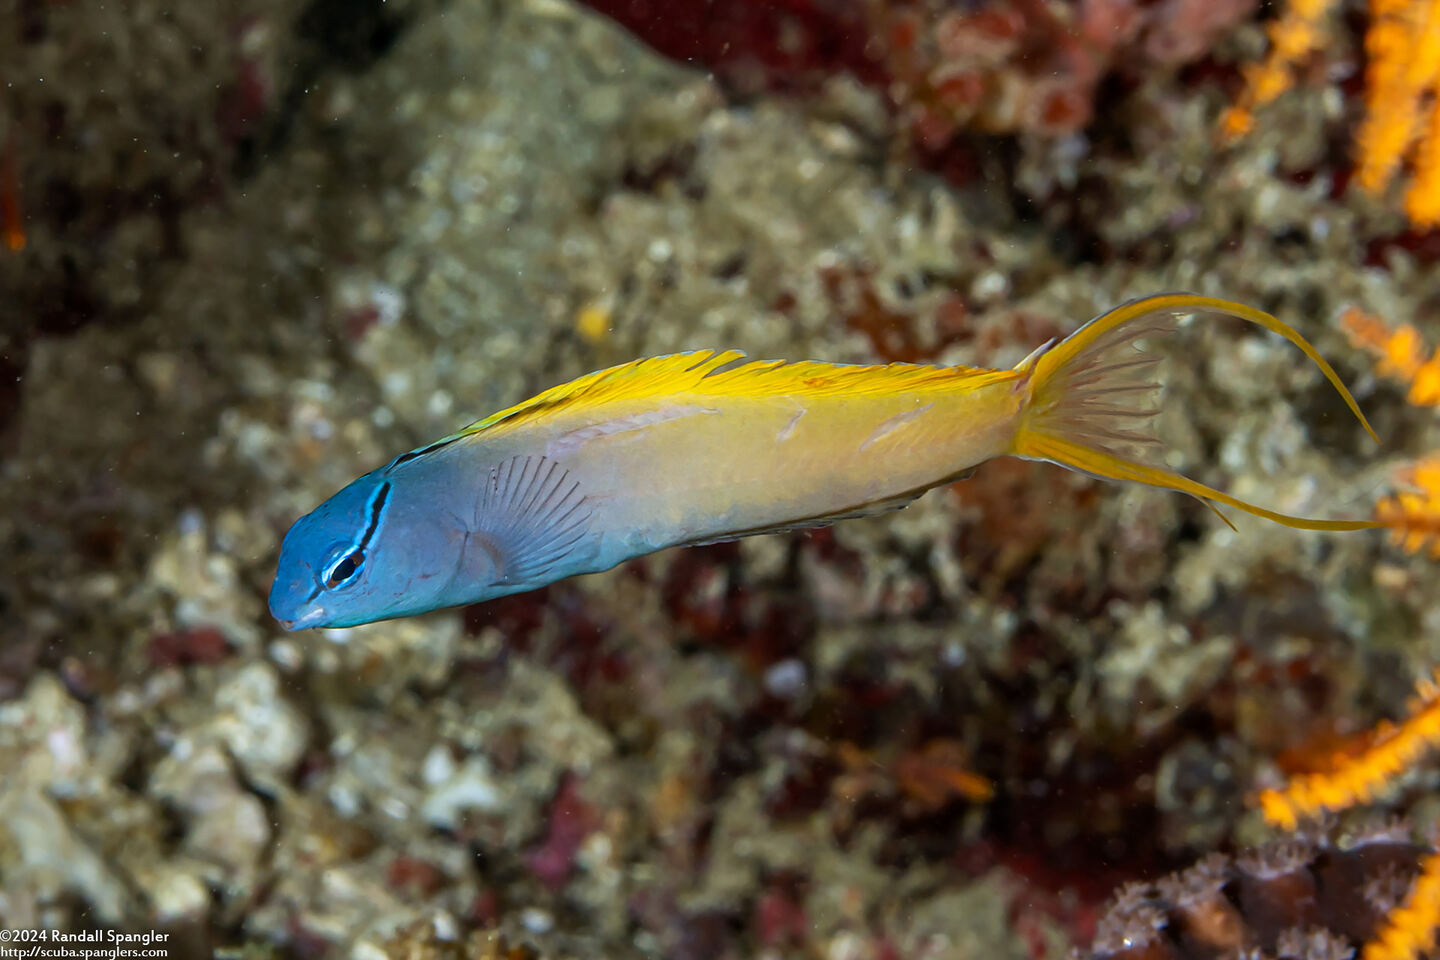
[270,293,1379,630]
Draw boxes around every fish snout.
[268,562,323,629]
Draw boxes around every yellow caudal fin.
[1010,293,1381,531]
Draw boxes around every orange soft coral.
[1257,669,1440,830]
[1222,0,1440,226]
[1255,666,1440,959]
[1364,849,1440,960]
[1341,307,1440,554]
[1219,0,1339,140]
[1341,306,1440,408]
[1376,457,1440,557]
[1353,0,1440,225]
[1411,93,1440,225]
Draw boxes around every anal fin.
[473,456,594,586]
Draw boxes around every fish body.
[529,359,1022,555]
[270,294,1379,630]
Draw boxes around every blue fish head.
[269,470,460,629]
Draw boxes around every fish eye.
[324,550,365,589]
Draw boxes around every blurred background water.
[1,0,1438,956]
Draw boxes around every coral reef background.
[1,0,1438,957]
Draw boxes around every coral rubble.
[1,0,1438,956]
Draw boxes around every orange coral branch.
[1355,0,1440,223]
[1363,849,1440,960]
[1376,457,1440,557]
[1219,0,1340,142]
[1405,84,1440,225]
[1223,0,1440,226]
[1340,307,1440,552]
[1257,669,1440,830]
[1341,307,1440,407]
[1354,0,1434,193]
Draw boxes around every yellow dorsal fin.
[450,349,1017,441]
[461,350,745,436]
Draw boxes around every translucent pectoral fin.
[473,456,594,586]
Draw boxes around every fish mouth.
[279,606,327,631]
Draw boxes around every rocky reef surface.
[1,0,1438,957]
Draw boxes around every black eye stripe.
[323,482,392,591]
[358,482,392,553]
